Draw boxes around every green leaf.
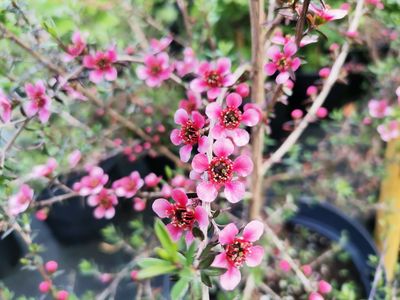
[155,219,178,260]
[170,277,190,300]
[185,243,196,266]
[137,258,172,269]
[137,263,177,280]
[199,253,217,269]
[199,241,218,260]
[203,267,227,276]
[200,272,212,288]
[192,227,204,241]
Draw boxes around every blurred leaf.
[137,263,177,280]
[171,277,190,300]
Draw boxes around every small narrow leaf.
[199,253,217,269]
[192,227,204,241]
[170,278,190,300]
[137,264,177,280]
[200,272,212,287]
[137,258,172,269]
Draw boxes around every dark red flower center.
[208,156,233,184]
[126,180,137,191]
[277,57,288,71]
[99,195,113,209]
[225,238,252,267]
[34,96,46,108]
[180,120,200,145]
[221,106,242,129]
[97,57,110,69]
[150,65,162,75]
[205,70,223,88]
[171,205,195,229]
[90,178,100,188]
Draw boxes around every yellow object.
[375,138,400,281]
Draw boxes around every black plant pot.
[0,232,26,278]
[288,198,381,296]
[37,154,152,245]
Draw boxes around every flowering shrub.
[0,0,399,299]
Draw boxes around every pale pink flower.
[73,167,109,196]
[377,121,400,142]
[24,80,52,123]
[235,83,250,98]
[212,221,264,290]
[136,52,173,87]
[318,280,332,294]
[178,90,202,113]
[176,47,198,77]
[309,292,324,300]
[68,150,81,168]
[150,36,172,53]
[368,99,392,118]
[190,58,235,100]
[8,184,34,215]
[206,93,260,146]
[192,138,253,203]
[87,188,118,219]
[32,158,58,178]
[133,197,146,211]
[170,109,208,162]
[83,47,118,83]
[279,259,291,272]
[0,90,11,123]
[308,3,348,24]
[265,42,301,84]
[152,189,209,244]
[144,173,161,188]
[112,171,144,198]
[64,31,86,61]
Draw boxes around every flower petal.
[242,108,260,127]
[206,102,222,120]
[224,180,245,203]
[166,224,183,241]
[190,78,207,93]
[174,108,189,125]
[192,153,209,173]
[179,145,192,163]
[220,267,241,291]
[283,42,297,57]
[264,63,277,76]
[171,189,188,206]
[152,198,173,218]
[192,111,205,128]
[243,220,264,242]
[213,138,234,157]
[219,223,238,245]
[170,129,182,145]
[230,128,250,147]
[226,93,242,108]
[246,245,264,267]
[216,57,231,74]
[233,155,253,176]
[194,206,209,229]
[207,87,222,100]
[212,252,229,268]
[196,181,218,202]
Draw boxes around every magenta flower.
[170,108,209,162]
[32,158,58,178]
[190,58,235,100]
[136,52,173,87]
[176,48,198,77]
[83,47,118,83]
[8,184,34,215]
[65,31,86,61]
[192,138,253,203]
[308,4,348,25]
[377,121,400,142]
[265,42,301,84]
[152,189,209,244]
[212,221,264,290]
[206,93,260,146]
[178,90,202,113]
[112,171,144,198]
[24,80,52,124]
[87,188,118,219]
[73,166,109,196]
[368,99,392,118]
[150,36,172,53]
[0,90,11,123]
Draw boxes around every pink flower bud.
[301,264,313,276]
[123,147,132,155]
[144,106,154,115]
[291,109,303,120]
[235,83,250,97]
[329,43,339,52]
[362,117,372,125]
[340,2,351,10]
[346,31,358,38]
[99,273,113,283]
[286,79,294,89]
[130,270,138,281]
[56,290,69,300]
[124,46,135,55]
[318,280,332,294]
[309,292,324,300]
[144,173,161,187]
[113,138,123,146]
[38,281,52,293]
[306,85,318,96]
[316,107,328,119]
[143,142,152,150]
[35,209,48,221]
[133,144,143,154]
[133,197,146,211]
[128,154,137,162]
[157,124,166,133]
[279,259,291,273]
[145,126,152,133]
[319,68,331,78]
[45,260,58,273]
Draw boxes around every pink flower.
[68,150,81,168]
[150,36,172,53]
[24,80,52,123]
[377,121,400,142]
[190,58,235,100]
[112,171,144,198]
[161,184,172,198]
[144,173,161,187]
[45,260,58,273]
[176,48,198,77]
[8,184,34,215]
[368,99,392,118]
[130,270,138,281]
[65,31,86,61]
[291,109,303,119]
[0,90,11,123]
[87,188,118,219]
[38,281,52,293]
[192,138,253,203]
[319,67,331,78]
[99,273,113,283]
[178,90,202,113]
[212,221,264,290]
[73,167,109,196]
[316,107,328,119]
[206,93,260,146]
[306,85,318,96]
[308,4,348,24]
[170,109,208,162]
[136,52,173,87]
[366,0,384,9]
[309,292,324,300]
[279,259,291,272]
[83,47,118,83]
[265,42,301,84]
[35,209,48,221]
[152,189,209,244]
[56,290,69,300]
[32,158,58,178]
[302,264,313,276]
[133,197,146,211]
[318,280,332,294]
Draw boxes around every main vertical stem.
[249,0,266,219]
